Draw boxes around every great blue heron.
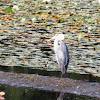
[50,33,69,77]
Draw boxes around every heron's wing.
[56,41,69,72]
[60,41,69,66]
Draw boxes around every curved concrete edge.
[0,71,100,98]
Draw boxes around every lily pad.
[5,7,14,13]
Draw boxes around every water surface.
[0,65,100,83]
[0,84,99,100]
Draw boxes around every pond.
[0,0,100,77]
[0,0,100,99]
[0,65,100,83]
[0,84,99,100]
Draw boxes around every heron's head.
[50,33,64,41]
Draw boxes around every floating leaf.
[78,33,81,41]
[13,5,19,11]
[84,35,90,41]
[37,14,48,18]
[5,7,14,13]
[7,17,13,20]
[21,18,26,23]
[32,18,36,22]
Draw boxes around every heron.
[49,33,69,77]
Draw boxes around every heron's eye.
[58,42,60,45]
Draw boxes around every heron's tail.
[65,58,69,73]
[65,65,68,73]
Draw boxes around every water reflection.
[0,65,100,83]
[0,0,100,78]
[57,93,67,100]
[0,84,99,100]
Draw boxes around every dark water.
[0,84,99,100]
[0,65,100,83]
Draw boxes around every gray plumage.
[56,41,69,74]
[50,33,69,77]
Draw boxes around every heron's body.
[54,40,69,74]
[50,33,69,76]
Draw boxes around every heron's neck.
[54,39,58,45]
[54,40,62,53]
[54,40,58,53]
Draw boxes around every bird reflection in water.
[57,92,67,100]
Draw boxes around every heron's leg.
[61,73,63,78]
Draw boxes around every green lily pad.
[5,7,14,13]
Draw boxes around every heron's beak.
[47,36,55,43]
[47,38,52,43]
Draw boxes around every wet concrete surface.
[0,65,100,83]
[0,71,100,98]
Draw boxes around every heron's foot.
[57,78,62,82]
[56,73,64,82]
